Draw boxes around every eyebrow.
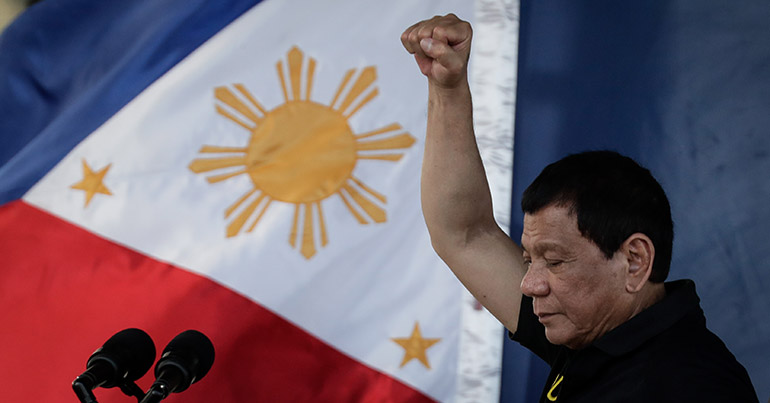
[522,241,571,256]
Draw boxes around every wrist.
[428,78,471,103]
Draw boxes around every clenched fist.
[400,14,472,89]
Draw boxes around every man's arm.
[401,14,526,332]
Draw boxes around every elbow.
[424,223,464,264]
[425,222,485,264]
[427,233,452,263]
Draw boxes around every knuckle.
[408,29,420,42]
[432,25,447,39]
[417,25,433,39]
[461,21,473,35]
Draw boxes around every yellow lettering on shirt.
[547,374,564,401]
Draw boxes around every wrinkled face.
[520,205,631,349]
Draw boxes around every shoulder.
[640,321,758,402]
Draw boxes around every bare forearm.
[422,81,525,331]
[421,82,496,255]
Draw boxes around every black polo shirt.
[510,280,758,402]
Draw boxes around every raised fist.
[400,14,472,89]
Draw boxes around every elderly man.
[401,14,758,402]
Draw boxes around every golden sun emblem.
[189,46,416,259]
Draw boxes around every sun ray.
[290,203,301,247]
[247,199,273,232]
[338,190,369,224]
[235,84,268,116]
[215,86,262,125]
[344,87,378,119]
[189,156,248,174]
[356,133,416,152]
[350,176,386,203]
[315,201,328,246]
[300,203,316,259]
[342,182,386,223]
[215,105,255,131]
[288,202,323,258]
[288,47,303,101]
[355,123,402,140]
[305,58,316,101]
[200,145,248,154]
[357,154,406,162]
[206,168,248,184]
[276,60,290,103]
[227,192,267,237]
[330,69,356,109]
[225,188,258,218]
[336,67,377,116]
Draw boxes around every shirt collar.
[591,279,701,356]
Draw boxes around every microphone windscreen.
[90,328,156,382]
[160,330,215,382]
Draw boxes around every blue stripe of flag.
[0,0,263,205]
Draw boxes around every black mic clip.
[73,377,144,403]
[119,380,147,402]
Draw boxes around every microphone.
[72,328,156,403]
[140,330,215,403]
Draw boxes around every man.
[401,14,758,402]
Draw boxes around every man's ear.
[623,233,655,293]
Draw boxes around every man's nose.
[520,264,549,297]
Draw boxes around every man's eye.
[545,260,563,267]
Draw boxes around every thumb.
[420,38,465,76]
[419,37,440,58]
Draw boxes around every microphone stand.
[120,380,146,403]
[72,382,98,403]
[72,380,144,403]
[138,367,183,403]
[138,385,167,403]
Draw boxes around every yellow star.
[391,322,441,369]
[70,159,113,207]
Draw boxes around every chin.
[544,328,567,345]
[544,328,582,349]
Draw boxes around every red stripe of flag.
[0,200,431,402]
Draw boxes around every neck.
[566,283,667,350]
[630,282,666,318]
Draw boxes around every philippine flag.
[0,0,518,401]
